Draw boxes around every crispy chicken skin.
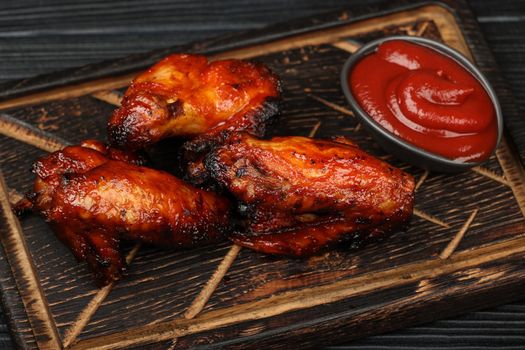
[21,140,231,285]
[202,133,414,256]
[107,54,280,154]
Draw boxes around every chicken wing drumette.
[107,54,280,157]
[200,133,414,256]
[19,140,231,285]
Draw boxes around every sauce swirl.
[350,40,497,162]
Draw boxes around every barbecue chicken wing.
[21,140,231,285]
[107,54,281,156]
[201,133,414,256]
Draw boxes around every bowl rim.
[340,35,504,168]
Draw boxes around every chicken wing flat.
[202,133,414,256]
[22,140,231,285]
[107,54,281,154]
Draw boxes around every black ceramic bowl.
[340,35,503,172]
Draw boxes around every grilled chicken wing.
[21,140,231,285]
[107,54,281,156]
[201,133,414,256]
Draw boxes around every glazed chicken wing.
[21,140,231,285]
[107,54,281,155]
[201,133,414,256]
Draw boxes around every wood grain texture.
[174,257,525,350]
[62,244,140,349]
[0,2,466,112]
[0,172,62,349]
[71,235,525,350]
[0,114,68,152]
[184,245,242,320]
[0,0,524,349]
[439,209,478,260]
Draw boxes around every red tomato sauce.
[349,40,497,162]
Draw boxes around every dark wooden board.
[1,1,525,349]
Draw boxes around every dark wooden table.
[0,1,524,348]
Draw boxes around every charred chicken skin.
[107,54,281,154]
[22,140,231,285]
[201,133,414,256]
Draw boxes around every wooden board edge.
[497,135,525,217]
[177,261,525,349]
[0,246,35,350]
[69,233,525,350]
[0,171,63,349]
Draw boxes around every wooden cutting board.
[1,1,524,349]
